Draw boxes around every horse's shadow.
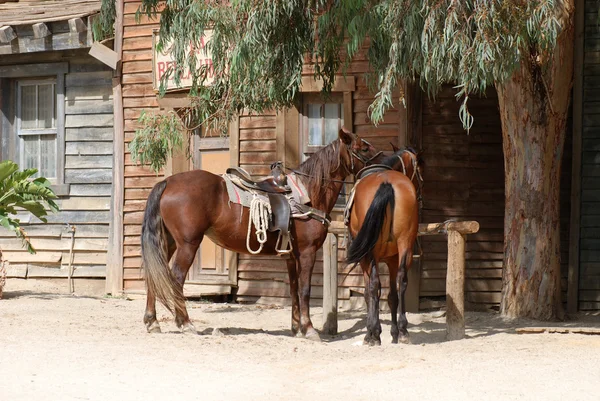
[319,311,517,344]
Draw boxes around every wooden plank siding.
[0,50,114,281]
[418,86,505,310]
[120,0,163,292]
[579,0,600,310]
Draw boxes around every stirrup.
[275,231,293,255]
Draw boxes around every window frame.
[0,63,68,196]
[16,78,59,180]
[300,92,345,157]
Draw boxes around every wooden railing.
[323,220,480,341]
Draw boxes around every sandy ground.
[2,279,600,401]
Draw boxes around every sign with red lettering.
[152,29,214,91]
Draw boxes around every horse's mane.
[381,147,425,169]
[296,140,342,205]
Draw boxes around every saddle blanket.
[223,172,310,209]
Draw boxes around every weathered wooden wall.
[418,87,505,310]
[578,0,600,310]
[1,49,114,284]
[121,0,162,292]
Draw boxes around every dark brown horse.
[141,128,381,340]
[346,147,422,345]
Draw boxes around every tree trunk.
[496,6,574,320]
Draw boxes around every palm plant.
[0,160,59,298]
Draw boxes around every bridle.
[347,138,383,174]
[396,148,424,209]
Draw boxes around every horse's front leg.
[285,256,301,336]
[171,241,201,334]
[297,247,320,341]
[364,259,382,346]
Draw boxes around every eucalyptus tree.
[122,0,575,320]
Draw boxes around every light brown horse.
[141,128,381,340]
[346,146,422,345]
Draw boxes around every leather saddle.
[226,162,293,254]
[356,164,392,179]
[226,162,291,194]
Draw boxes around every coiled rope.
[246,194,272,254]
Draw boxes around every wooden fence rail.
[323,220,480,341]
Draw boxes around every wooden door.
[184,136,237,296]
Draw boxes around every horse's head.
[386,143,424,207]
[338,127,382,176]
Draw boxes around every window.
[0,63,68,195]
[302,93,344,157]
[17,80,58,179]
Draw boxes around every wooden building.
[0,0,116,294]
[106,0,579,312]
[2,0,591,313]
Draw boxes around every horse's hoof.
[181,323,198,335]
[146,321,162,334]
[398,335,410,344]
[295,331,305,338]
[363,337,381,347]
[305,328,321,342]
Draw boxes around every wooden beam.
[418,221,480,236]
[0,26,16,43]
[32,22,51,38]
[397,80,409,148]
[105,0,125,296]
[68,17,87,33]
[284,100,300,170]
[322,233,338,335]
[446,230,466,341]
[89,41,119,70]
[568,0,584,315]
[328,220,480,236]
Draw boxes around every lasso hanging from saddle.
[223,162,330,255]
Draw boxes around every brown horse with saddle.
[346,145,423,345]
[141,128,381,340]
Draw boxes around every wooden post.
[446,230,466,341]
[322,233,338,335]
[105,0,125,296]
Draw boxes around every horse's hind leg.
[171,240,201,334]
[144,240,177,333]
[397,251,411,344]
[362,258,382,346]
[385,254,400,343]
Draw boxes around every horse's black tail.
[347,182,395,264]
[141,180,185,315]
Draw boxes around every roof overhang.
[0,0,102,55]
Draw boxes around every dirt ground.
[2,279,600,401]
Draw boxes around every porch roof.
[0,0,101,26]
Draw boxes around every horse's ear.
[338,127,354,145]
[390,142,400,152]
